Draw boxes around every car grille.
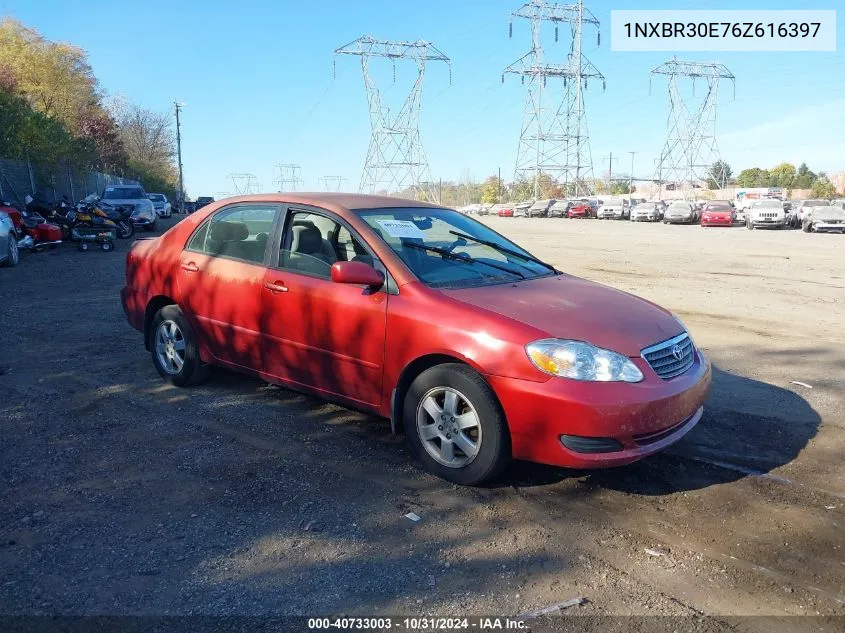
[758,212,779,219]
[641,333,695,380]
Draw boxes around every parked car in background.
[566,200,593,219]
[664,201,697,224]
[528,199,554,218]
[631,202,661,222]
[489,203,514,217]
[513,201,532,217]
[121,193,711,485]
[733,207,747,225]
[646,200,667,218]
[793,200,830,228]
[195,197,215,211]
[831,198,845,210]
[597,197,627,220]
[0,207,20,267]
[746,199,787,230]
[147,193,172,218]
[102,185,157,231]
[801,205,845,233]
[475,204,490,216]
[700,204,735,227]
[548,200,570,218]
[628,198,647,208]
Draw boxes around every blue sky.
[3,0,843,196]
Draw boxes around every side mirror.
[331,261,384,288]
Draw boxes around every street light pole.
[174,101,185,211]
[628,151,637,207]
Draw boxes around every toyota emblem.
[671,344,683,361]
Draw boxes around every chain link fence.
[0,157,139,206]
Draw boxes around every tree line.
[0,18,179,199]
[709,160,840,198]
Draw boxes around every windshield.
[804,200,827,207]
[602,198,623,206]
[753,201,782,208]
[668,204,690,211]
[104,187,145,200]
[356,207,554,289]
[634,204,655,210]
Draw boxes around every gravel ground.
[0,214,843,632]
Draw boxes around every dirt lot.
[1,215,843,630]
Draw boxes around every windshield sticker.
[376,219,425,239]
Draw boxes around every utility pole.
[334,36,450,201]
[504,0,604,198]
[274,164,303,191]
[628,151,637,205]
[651,57,734,200]
[603,152,618,190]
[174,102,185,210]
[498,167,502,203]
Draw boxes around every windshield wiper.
[447,230,557,273]
[400,240,525,279]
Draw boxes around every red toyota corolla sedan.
[122,194,711,485]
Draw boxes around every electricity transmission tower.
[504,0,604,199]
[228,173,261,195]
[215,191,233,200]
[334,35,450,201]
[651,58,735,199]
[319,176,347,192]
[274,164,303,191]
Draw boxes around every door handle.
[181,262,199,272]
[264,281,288,293]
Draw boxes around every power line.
[504,0,604,198]
[274,164,303,191]
[334,35,451,201]
[651,57,735,199]
[318,176,347,192]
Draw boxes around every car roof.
[200,192,445,213]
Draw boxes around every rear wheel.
[404,364,510,486]
[150,305,210,386]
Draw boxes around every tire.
[746,219,753,230]
[145,220,157,232]
[117,220,135,239]
[78,241,90,251]
[101,240,114,252]
[149,305,210,387]
[404,363,510,486]
[2,235,19,267]
[802,221,812,233]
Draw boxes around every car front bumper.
[701,216,734,226]
[632,213,659,221]
[131,215,157,226]
[154,207,170,217]
[750,219,785,228]
[812,222,845,232]
[487,350,711,468]
[598,210,624,219]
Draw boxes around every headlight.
[525,339,644,383]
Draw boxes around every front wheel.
[117,220,135,239]
[2,235,19,267]
[746,219,754,230]
[404,364,510,486]
[150,305,210,386]
[802,221,812,233]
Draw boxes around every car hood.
[666,208,691,216]
[703,209,732,216]
[102,198,148,206]
[441,274,682,357]
[812,209,845,222]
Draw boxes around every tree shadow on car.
[486,363,821,494]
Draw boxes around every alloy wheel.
[416,387,482,468]
[9,237,19,264]
[155,319,186,375]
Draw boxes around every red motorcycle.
[3,203,63,252]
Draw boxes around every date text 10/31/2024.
[307,617,528,630]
